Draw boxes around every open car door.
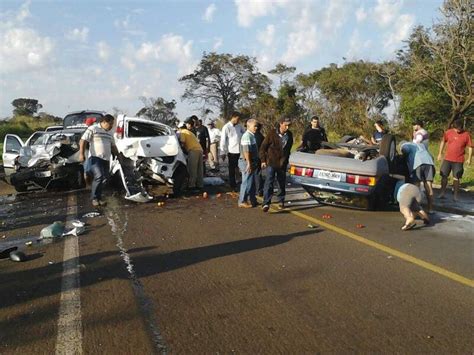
[2,134,24,181]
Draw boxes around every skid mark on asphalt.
[56,192,83,355]
[106,202,167,353]
[275,206,474,288]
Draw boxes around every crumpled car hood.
[18,143,80,167]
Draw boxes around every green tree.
[268,63,296,87]
[179,52,271,121]
[136,97,178,126]
[297,62,392,135]
[397,0,473,127]
[11,98,42,117]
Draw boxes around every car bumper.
[11,164,80,188]
[290,175,376,196]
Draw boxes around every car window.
[127,121,172,137]
[63,113,103,128]
[27,132,45,146]
[6,137,22,153]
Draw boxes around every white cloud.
[322,0,348,34]
[234,0,289,27]
[121,56,136,71]
[17,1,31,22]
[355,7,367,22]
[213,37,223,50]
[346,30,372,60]
[384,13,415,52]
[373,0,403,28]
[0,27,54,73]
[133,34,194,75]
[257,24,275,47]
[65,27,89,43]
[114,15,146,37]
[202,3,217,23]
[97,41,110,61]
[282,6,319,64]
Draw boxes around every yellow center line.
[267,203,473,288]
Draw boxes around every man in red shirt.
[437,120,472,201]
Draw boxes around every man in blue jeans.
[79,114,117,207]
[238,119,259,208]
[259,117,293,212]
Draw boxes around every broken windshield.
[127,121,172,137]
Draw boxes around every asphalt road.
[0,181,473,353]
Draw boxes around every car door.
[2,134,24,178]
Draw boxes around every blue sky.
[0,0,443,120]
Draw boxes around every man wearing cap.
[220,111,245,191]
[238,119,259,208]
[207,121,221,171]
[259,117,293,212]
[179,118,204,192]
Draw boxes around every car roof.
[64,110,105,117]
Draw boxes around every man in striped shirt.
[79,114,117,207]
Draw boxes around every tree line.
[8,0,471,138]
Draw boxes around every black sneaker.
[262,204,269,212]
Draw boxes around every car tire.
[14,184,27,192]
[379,134,396,171]
[172,163,188,196]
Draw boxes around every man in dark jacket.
[259,117,293,212]
[301,115,327,152]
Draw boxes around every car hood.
[18,142,80,167]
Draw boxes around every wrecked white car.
[3,130,86,192]
[111,115,187,200]
[2,110,105,192]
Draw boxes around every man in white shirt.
[79,114,117,207]
[207,121,221,171]
[220,111,245,191]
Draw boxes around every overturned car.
[289,134,404,210]
[111,115,187,200]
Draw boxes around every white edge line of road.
[55,192,83,355]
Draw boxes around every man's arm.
[79,139,87,162]
[219,126,228,159]
[467,146,472,165]
[437,139,446,162]
[259,135,270,168]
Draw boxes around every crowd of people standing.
[173,112,471,228]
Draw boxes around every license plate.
[35,171,52,178]
[313,169,342,182]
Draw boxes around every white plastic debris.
[125,192,153,203]
[71,220,85,228]
[82,212,101,218]
[62,226,86,237]
[40,221,65,239]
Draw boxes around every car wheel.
[172,163,188,196]
[379,134,396,170]
[14,184,27,192]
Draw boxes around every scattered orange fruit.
[203,192,208,198]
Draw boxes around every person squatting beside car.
[394,179,430,231]
[401,141,436,213]
[79,114,117,207]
